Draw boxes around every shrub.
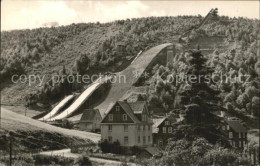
[33,154,74,165]
[131,146,141,155]
[98,139,124,154]
[77,154,92,166]
[98,139,111,153]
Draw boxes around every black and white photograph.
[0,0,259,165]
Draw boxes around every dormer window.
[142,114,146,121]
[123,114,127,121]
[108,114,113,121]
[227,125,230,130]
[116,106,120,111]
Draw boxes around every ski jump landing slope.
[38,95,75,121]
[48,77,111,121]
[96,43,173,114]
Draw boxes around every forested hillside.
[1,15,259,123]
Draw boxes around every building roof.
[100,100,152,124]
[116,42,126,46]
[152,118,166,133]
[128,101,146,114]
[152,118,166,128]
[226,120,247,133]
[117,101,141,123]
[80,109,100,122]
[144,147,160,156]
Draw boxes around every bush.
[33,154,74,165]
[131,146,141,155]
[98,139,124,154]
[77,154,92,166]
[98,139,111,153]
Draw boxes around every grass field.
[1,107,100,142]
[0,107,100,153]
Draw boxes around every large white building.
[100,101,153,147]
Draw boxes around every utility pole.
[0,106,1,129]
[9,140,12,166]
[8,132,13,166]
[24,107,27,116]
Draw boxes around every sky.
[1,0,259,31]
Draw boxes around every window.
[124,125,128,132]
[143,125,146,131]
[138,125,141,131]
[123,114,127,121]
[108,114,113,121]
[242,133,244,138]
[138,136,141,143]
[165,121,169,125]
[124,136,128,144]
[168,127,172,133]
[148,125,151,131]
[244,141,246,146]
[108,125,112,132]
[229,140,233,146]
[163,127,166,133]
[229,132,233,139]
[142,114,146,121]
[143,136,146,144]
[116,106,120,111]
[239,141,241,147]
[239,133,241,138]
[148,136,151,142]
[222,126,225,130]
[108,136,112,142]
[227,125,230,130]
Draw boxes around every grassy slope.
[0,107,100,143]
[0,25,120,105]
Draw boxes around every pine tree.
[180,50,222,126]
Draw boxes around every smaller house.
[152,117,176,147]
[221,119,248,149]
[79,109,102,132]
[116,42,126,53]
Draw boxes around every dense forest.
[1,15,259,120]
[1,11,260,166]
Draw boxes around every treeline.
[1,15,259,108]
[146,17,259,119]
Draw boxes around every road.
[40,149,137,166]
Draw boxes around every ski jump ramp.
[38,94,75,121]
[96,43,173,115]
[41,43,172,121]
[47,76,111,121]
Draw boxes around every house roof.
[117,101,141,123]
[128,101,146,114]
[100,100,153,124]
[116,42,126,46]
[226,120,247,133]
[152,118,166,133]
[80,109,100,121]
[152,118,166,128]
[144,147,160,156]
